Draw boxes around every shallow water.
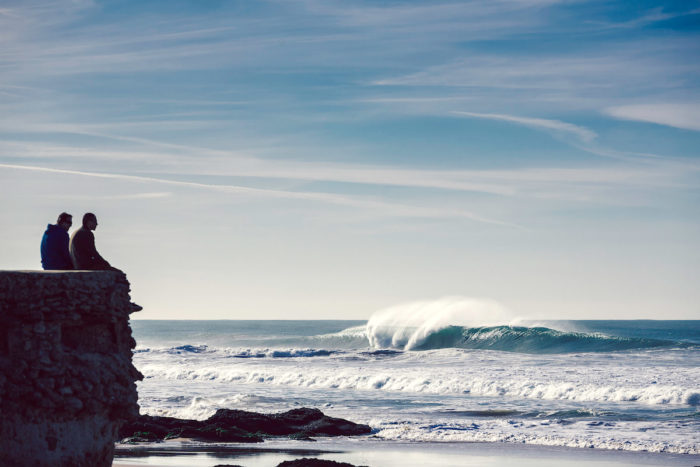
[114,440,700,467]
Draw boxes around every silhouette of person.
[40,212,74,270]
[69,213,118,270]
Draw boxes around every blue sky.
[1,0,698,319]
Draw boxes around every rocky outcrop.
[0,271,142,467]
[276,460,365,467]
[120,407,372,443]
[217,463,363,467]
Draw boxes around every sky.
[1,0,699,320]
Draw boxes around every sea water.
[131,305,699,455]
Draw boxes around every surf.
[364,297,690,353]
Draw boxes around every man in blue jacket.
[40,212,74,270]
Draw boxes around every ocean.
[130,312,699,456]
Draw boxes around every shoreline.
[126,320,699,464]
[114,438,700,467]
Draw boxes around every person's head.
[56,212,72,231]
[82,212,98,230]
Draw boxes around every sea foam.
[366,296,513,350]
[132,318,700,456]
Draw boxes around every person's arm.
[87,231,112,269]
[40,230,50,269]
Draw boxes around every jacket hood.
[46,223,66,233]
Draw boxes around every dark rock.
[121,431,162,443]
[276,459,365,467]
[119,407,371,443]
[208,407,372,437]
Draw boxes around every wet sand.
[113,438,700,467]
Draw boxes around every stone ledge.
[0,270,141,467]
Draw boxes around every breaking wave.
[133,298,695,355]
[401,325,683,353]
[365,297,690,353]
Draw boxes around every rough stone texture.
[0,270,142,467]
[120,407,372,443]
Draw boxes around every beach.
[114,438,700,466]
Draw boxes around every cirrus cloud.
[604,103,700,132]
[452,111,597,142]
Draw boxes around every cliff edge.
[0,271,142,467]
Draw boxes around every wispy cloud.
[2,133,690,206]
[51,191,173,200]
[0,163,516,226]
[452,111,597,142]
[299,0,563,32]
[604,103,700,132]
[371,40,700,111]
[588,6,700,29]
[1,0,652,83]
[1,1,697,219]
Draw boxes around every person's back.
[69,213,113,270]
[40,213,73,270]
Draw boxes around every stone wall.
[0,271,142,467]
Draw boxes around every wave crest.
[366,297,513,350]
[364,297,686,353]
[421,325,682,353]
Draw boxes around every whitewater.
[131,299,700,455]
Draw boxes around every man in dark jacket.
[70,213,116,270]
[40,212,74,270]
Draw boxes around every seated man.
[70,212,117,270]
[40,212,74,270]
